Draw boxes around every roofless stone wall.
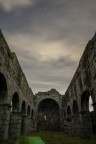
[62,33,96,137]
[34,89,63,130]
[0,30,34,141]
[0,30,96,140]
[35,89,62,108]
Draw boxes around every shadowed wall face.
[0,73,7,104]
[37,98,60,130]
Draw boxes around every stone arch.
[37,98,60,130]
[65,105,72,134]
[27,105,31,116]
[11,92,19,112]
[36,96,61,109]
[9,92,20,139]
[20,101,27,135]
[67,105,71,121]
[72,100,80,135]
[21,101,26,115]
[73,100,79,117]
[81,90,95,112]
[81,90,96,135]
[0,72,10,140]
[89,96,94,112]
[0,72,8,104]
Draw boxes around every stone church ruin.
[0,30,96,141]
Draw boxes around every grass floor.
[5,131,96,144]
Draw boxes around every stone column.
[63,120,67,133]
[59,108,64,130]
[80,111,93,138]
[67,121,72,134]
[26,116,32,133]
[65,118,72,134]
[0,104,11,141]
[33,109,38,131]
[72,116,80,136]
[9,112,21,139]
[21,115,27,135]
[30,117,34,132]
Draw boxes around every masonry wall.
[34,89,62,130]
[0,30,35,141]
[1,29,96,140]
[62,33,96,137]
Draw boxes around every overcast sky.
[0,0,96,95]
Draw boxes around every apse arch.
[37,98,60,130]
[37,98,60,110]
[36,96,61,110]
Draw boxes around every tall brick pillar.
[0,104,11,141]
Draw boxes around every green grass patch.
[5,131,96,144]
[16,136,45,144]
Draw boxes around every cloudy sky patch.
[0,0,34,12]
[0,0,96,94]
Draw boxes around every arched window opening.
[20,101,26,135]
[0,73,7,104]
[27,105,30,116]
[81,91,96,135]
[37,98,60,130]
[81,91,94,112]
[21,101,26,115]
[44,114,47,121]
[73,100,79,117]
[89,96,93,112]
[12,92,19,112]
[10,101,12,112]
[67,106,71,121]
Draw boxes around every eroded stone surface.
[0,30,96,140]
[62,33,96,137]
[0,30,34,140]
